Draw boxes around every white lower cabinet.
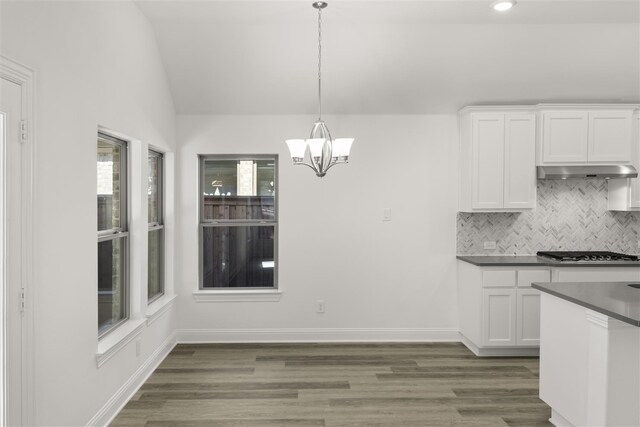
[458,261,549,356]
[458,261,640,356]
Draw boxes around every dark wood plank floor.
[111,343,552,427]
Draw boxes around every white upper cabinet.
[459,107,536,212]
[608,112,640,211]
[539,106,634,165]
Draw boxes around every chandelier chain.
[318,5,322,120]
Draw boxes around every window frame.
[148,149,165,304]
[198,154,278,290]
[97,132,130,339]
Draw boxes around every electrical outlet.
[484,241,497,250]
[316,300,325,314]
[382,208,391,222]
[637,240,640,249]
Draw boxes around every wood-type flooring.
[111,342,552,427]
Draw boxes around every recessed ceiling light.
[492,0,516,12]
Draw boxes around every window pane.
[148,153,160,224]
[98,237,127,334]
[97,139,123,231]
[202,159,275,221]
[148,228,164,301]
[202,225,275,288]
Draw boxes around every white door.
[482,288,516,346]
[542,111,588,163]
[503,113,536,209]
[1,73,25,427]
[472,113,504,209]
[587,111,632,163]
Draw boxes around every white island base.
[539,293,640,427]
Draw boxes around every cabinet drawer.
[482,270,516,287]
[517,270,551,288]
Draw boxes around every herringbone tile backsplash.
[457,180,640,255]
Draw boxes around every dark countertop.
[457,255,640,267]
[532,282,640,327]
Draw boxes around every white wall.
[176,115,459,340]
[1,1,177,425]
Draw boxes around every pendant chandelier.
[285,1,354,178]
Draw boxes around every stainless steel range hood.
[537,165,638,180]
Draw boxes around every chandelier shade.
[285,139,307,160]
[285,2,354,178]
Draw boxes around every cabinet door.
[542,111,588,163]
[504,114,536,209]
[482,288,516,346]
[472,114,504,209]
[588,111,632,163]
[517,288,541,346]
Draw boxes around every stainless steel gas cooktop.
[537,251,640,262]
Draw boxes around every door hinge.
[20,119,28,143]
[20,288,25,314]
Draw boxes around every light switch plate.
[382,208,391,222]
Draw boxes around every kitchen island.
[532,281,640,427]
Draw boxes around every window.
[199,155,277,289]
[97,133,128,337]
[148,149,164,303]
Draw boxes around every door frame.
[0,54,35,427]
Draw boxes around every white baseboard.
[176,327,460,343]
[86,332,177,427]
[460,334,540,357]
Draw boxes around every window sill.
[192,289,282,302]
[146,294,177,326]
[96,318,146,368]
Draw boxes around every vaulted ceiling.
[134,0,640,114]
